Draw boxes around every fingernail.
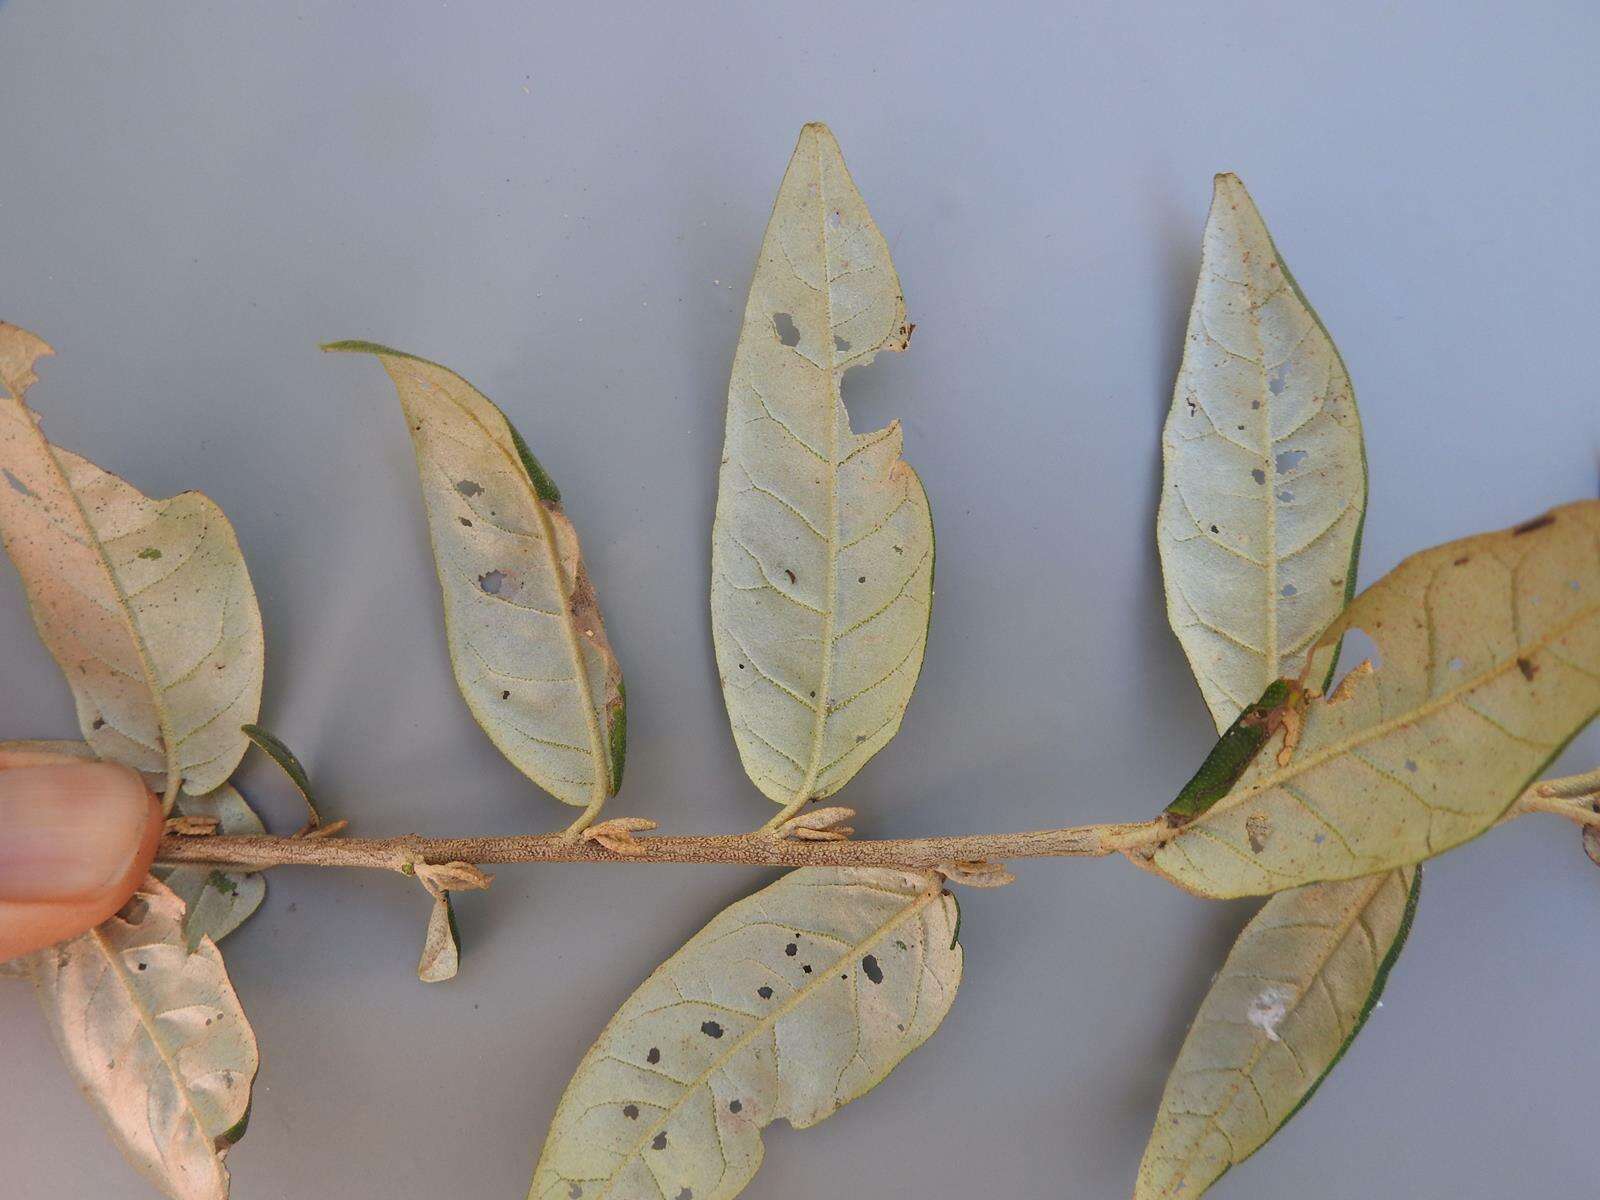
[0,763,154,901]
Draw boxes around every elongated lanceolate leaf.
[1150,502,1600,898]
[156,784,267,949]
[711,124,932,807]
[324,342,624,811]
[31,878,258,1200]
[0,323,264,798]
[1157,175,1365,731]
[530,867,961,1200]
[1136,867,1419,1199]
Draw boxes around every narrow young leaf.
[0,323,264,799]
[324,342,625,812]
[711,124,932,807]
[1149,502,1600,897]
[155,784,267,949]
[417,892,460,983]
[1157,175,1365,731]
[530,867,961,1200]
[241,722,324,828]
[31,878,259,1200]
[1136,867,1419,1199]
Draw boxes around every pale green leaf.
[0,323,264,799]
[1157,174,1365,731]
[1136,867,1419,1199]
[324,342,625,812]
[530,867,960,1200]
[155,784,266,949]
[1148,502,1600,897]
[711,123,932,807]
[31,878,258,1200]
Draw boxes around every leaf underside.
[1136,867,1419,1199]
[417,893,460,983]
[531,867,961,1200]
[31,879,258,1200]
[0,323,264,798]
[1157,174,1365,732]
[325,342,624,809]
[156,783,267,949]
[710,123,933,807]
[1152,501,1600,897]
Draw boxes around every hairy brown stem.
[157,820,1166,873]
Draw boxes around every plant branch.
[157,819,1166,873]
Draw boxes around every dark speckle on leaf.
[757,986,773,1000]
[785,942,797,957]
[651,1132,668,1151]
[646,1047,660,1064]
[862,955,884,984]
[568,1184,582,1199]
[459,517,473,527]
[728,1100,742,1114]
[479,569,508,595]
[802,964,812,974]
[456,479,484,497]
[137,547,162,560]
[700,1020,723,1038]
[622,1104,639,1120]
[677,1189,693,1200]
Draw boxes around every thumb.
[0,762,162,962]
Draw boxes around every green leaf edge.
[1205,865,1422,1194]
[322,339,628,793]
[320,340,562,504]
[240,723,318,817]
[1165,679,1293,820]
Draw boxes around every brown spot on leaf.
[1517,656,1539,681]
[1512,512,1556,535]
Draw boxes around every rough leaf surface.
[710,124,933,806]
[1137,867,1419,1199]
[530,867,960,1200]
[325,342,625,809]
[1157,175,1364,731]
[31,879,258,1200]
[0,324,264,797]
[1152,502,1600,897]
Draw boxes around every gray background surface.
[0,2,1596,1197]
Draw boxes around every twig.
[157,820,1164,873]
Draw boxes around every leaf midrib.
[1152,871,1391,1195]
[1199,599,1598,825]
[589,878,942,1200]
[404,363,612,804]
[0,391,182,799]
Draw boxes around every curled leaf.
[1150,502,1600,897]
[710,124,933,809]
[324,342,626,815]
[530,867,961,1200]
[0,323,264,800]
[413,860,493,898]
[581,816,659,856]
[241,722,323,830]
[418,893,461,983]
[1137,868,1419,1199]
[1156,175,1365,732]
[779,805,855,841]
[935,860,1017,889]
[31,879,258,1200]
